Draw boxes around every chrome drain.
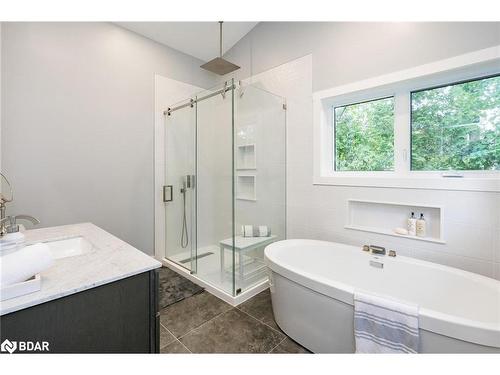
[179,252,214,264]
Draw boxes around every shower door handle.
[163,185,173,202]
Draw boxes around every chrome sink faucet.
[0,215,40,235]
[0,202,6,236]
[0,173,40,236]
[1,172,14,236]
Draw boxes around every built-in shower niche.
[236,175,256,201]
[236,144,256,170]
[345,199,444,244]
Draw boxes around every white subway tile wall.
[252,55,499,280]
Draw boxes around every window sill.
[313,174,500,192]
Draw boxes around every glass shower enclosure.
[163,79,286,297]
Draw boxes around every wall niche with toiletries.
[236,123,257,201]
[345,199,444,244]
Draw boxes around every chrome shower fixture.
[180,174,195,249]
[200,21,240,75]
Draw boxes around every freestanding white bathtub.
[264,239,500,353]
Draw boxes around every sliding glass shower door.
[164,81,236,295]
[195,82,235,295]
[164,98,197,273]
[162,79,285,297]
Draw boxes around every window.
[334,97,394,171]
[314,47,500,191]
[411,75,500,171]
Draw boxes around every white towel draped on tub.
[354,291,419,353]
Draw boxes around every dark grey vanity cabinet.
[0,270,159,353]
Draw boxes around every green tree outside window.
[334,97,394,171]
[411,75,499,171]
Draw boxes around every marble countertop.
[0,223,161,316]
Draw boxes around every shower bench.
[219,235,277,291]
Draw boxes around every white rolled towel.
[0,243,54,287]
[241,225,271,237]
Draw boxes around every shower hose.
[181,187,189,248]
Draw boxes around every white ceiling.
[116,22,258,62]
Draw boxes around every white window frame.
[313,45,500,192]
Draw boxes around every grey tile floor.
[158,267,204,308]
[158,288,311,353]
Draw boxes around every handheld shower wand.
[180,175,194,249]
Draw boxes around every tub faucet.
[366,245,386,255]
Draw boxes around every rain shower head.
[200,21,240,75]
[201,57,240,76]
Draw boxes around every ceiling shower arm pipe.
[219,21,223,57]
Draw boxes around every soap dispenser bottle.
[407,212,417,236]
[416,213,426,237]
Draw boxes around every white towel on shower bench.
[354,291,419,353]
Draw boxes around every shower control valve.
[163,185,173,202]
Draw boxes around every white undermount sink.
[42,236,93,259]
[1,236,94,302]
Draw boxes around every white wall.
[224,23,500,279]
[1,22,216,254]
[224,22,500,91]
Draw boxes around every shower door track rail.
[164,83,236,116]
